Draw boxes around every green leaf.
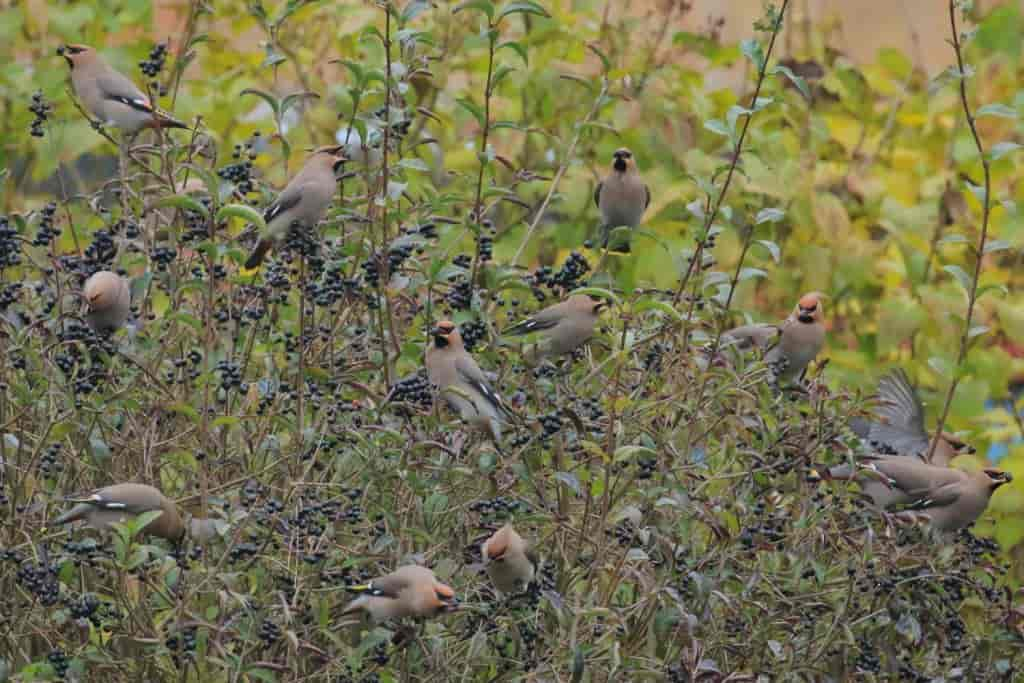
[498,0,549,21]
[554,472,581,496]
[216,204,266,232]
[704,119,730,137]
[239,87,280,118]
[976,103,1018,119]
[738,267,767,281]
[983,239,1011,254]
[456,97,487,127]
[740,38,765,71]
[771,64,810,99]
[453,0,495,20]
[755,239,781,263]
[943,264,973,295]
[989,141,1022,160]
[498,40,529,66]
[756,207,785,224]
[153,194,209,217]
[569,286,620,305]
[280,91,319,116]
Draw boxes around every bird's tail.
[153,111,190,130]
[51,502,91,526]
[244,239,274,270]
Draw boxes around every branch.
[927,0,993,462]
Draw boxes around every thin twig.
[927,0,992,461]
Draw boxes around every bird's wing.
[866,369,930,456]
[644,184,651,210]
[722,324,780,351]
[96,72,153,114]
[525,544,540,570]
[263,182,306,225]
[593,182,603,210]
[904,480,964,510]
[455,356,515,420]
[503,303,564,337]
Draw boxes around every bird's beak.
[996,471,1013,486]
[57,45,73,67]
[442,597,461,612]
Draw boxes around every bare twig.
[927,0,993,462]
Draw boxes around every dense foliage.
[1,0,1024,680]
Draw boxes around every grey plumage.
[425,321,515,441]
[503,294,605,358]
[342,565,457,622]
[82,270,131,334]
[51,483,184,541]
[594,148,650,250]
[244,146,346,269]
[481,524,537,595]
[722,292,826,384]
[819,457,1011,532]
[59,44,187,134]
[849,369,973,467]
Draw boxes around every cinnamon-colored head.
[57,44,95,69]
[611,148,637,174]
[794,292,825,324]
[431,320,462,349]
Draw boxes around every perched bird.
[342,565,457,622]
[502,294,606,359]
[51,483,184,542]
[850,369,974,467]
[721,292,826,384]
[594,148,650,251]
[814,457,1012,531]
[82,270,131,334]
[58,44,187,134]
[905,467,1012,532]
[425,321,515,441]
[481,524,537,595]
[244,145,347,269]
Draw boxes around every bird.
[82,270,131,334]
[342,565,458,622]
[813,456,1012,531]
[58,44,188,134]
[481,524,537,595]
[425,320,515,442]
[50,483,184,542]
[594,148,650,251]
[904,467,1012,532]
[720,292,826,385]
[850,369,974,467]
[502,294,606,359]
[244,145,347,269]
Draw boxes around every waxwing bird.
[481,523,537,595]
[58,44,187,134]
[244,146,347,269]
[594,148,650,251]
[425,321,515,441]
[850,369,974,467]
[904,468,1012,532]
[82,270,131,334]
[814,457,1011,531]
[342,565,457,622]
[817,454,951,510]
[51,483,184,542]
[503,294,606,358]
[722,292,826,385]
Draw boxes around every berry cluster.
[29,90,53,138]
[387,372,433,407]
[218,135,260,195]
[0,215,23,269]
[32,202,59,247]
[460,318,486,351]
[139,41,169,90]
